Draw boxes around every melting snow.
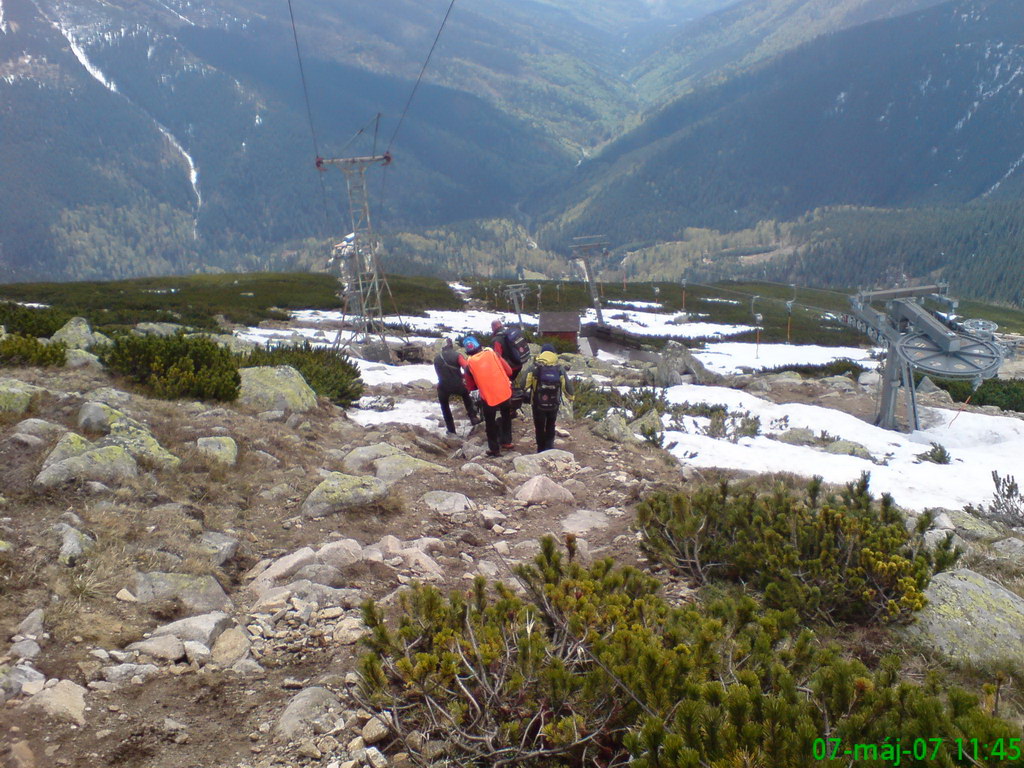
[661,383,1024,512]
[693,342,879,374]
[0,0,8,34]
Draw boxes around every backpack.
[497,327,531,367]
[533,364,563,412]
[435,348,466,393]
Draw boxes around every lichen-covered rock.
[592,413,635,443]
[195,436,238,467]
[301,473,388,518]
[629,410,664,437]
[100,423,180,470]
[132,322,186,337]
[133,572,232,614]
[41,432,92,468]
[776,428,817,446]
[34,445,138,488]
[942,508,1003,541]
[15,418,67,439]
[77,402,131,433]
[823,439,872,460]
[373,454,447,485]
[196,531,240,566]
[0,378,45,414]
[341,443,403,474]
[237,366,317,413]
[65,349,102,371]
[54,522,94,565]
[902,569,1024,666]
[50,317,97,350]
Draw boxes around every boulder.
[0,378,45,415]
[372,454,447,485]
[249,547,316,593]
[858,370,881,386]
[421,491,474,515]
[133,572,232,614]
[35,445,139,489]
[315,539,364,570]
[776,428,817,446]
[942,508,1003,541]
[1,664,45,698]
[292,564,347,588]
[823,440,872,460]
[51,317,97,349]
[460,462,504,488]
[14,608,45,639]
[592,413,635,444]
[902,569,1024,666]
[512,450,578,478]
[515,475,575,506]
[65,349,102,371]
[132,322,185,337]
[628,410,664,438]
[561,509,610,535]
[151,611,233,647]
[195,436,238,467]
[238,366,318,413]
[274,687,342,741]
[22,680,87,725]
[990,537,1024,562]
[210,627,251,666]
[53,523,94,566]
[102,663,160,685]
[300,473,388,518]
[342,443,403,474]
[126,634,186,662]
[77,402,129,433]
[196,531,240,566]
[41,432,93,469]
[14,418,67,439]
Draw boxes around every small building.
[538,311,581,349]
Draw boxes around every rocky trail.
[3,316,1024,768]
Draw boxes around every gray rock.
[628,410,664,438]
[14,608,45,639]
[274,687,342,741]
[126,634,186,662]
[11,639,41,660]
[300,473,388,518]
[943,508,1003,541]
[372,454,447,485]
[902,569,1024,666]
[1,664,45,698]
[315,539,364,570]
[102,663,161,685]
[22,680,87,725]
[561,509,610,535]
[459,462,504,488]
[776,428,817,446]
[183,641,212,666]
[65,349,102,371]
[249,547,316,594]
[13,418,66,439]
[53,523,94,566]
[10,433,45,450]
[132,322,185,337]
[35,446,139,489]
[151,612,233,647]
[916,376,941,394]
[196,531,240,566]
[210,627,251,666]
[292,564,347,588]
[51,317,97,349]
[0,378,45,415]
[592,413,636,443]
[41,432,92,468]
[238,366,318,413]
[514,475,575,506]
[133,572,232,614]
[823,439,872,460]
[421,491,474,514]
[990,537,1024,561]
[196,436,238,467]
[341,443,403,474]
[512,450,578,478]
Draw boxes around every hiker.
[525,343,574,453]
[433,336,479,434]
[462,336,514,456]
[490,319,529,383]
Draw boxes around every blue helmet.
[463,336,481,353]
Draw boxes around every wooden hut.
[538,311,581,349]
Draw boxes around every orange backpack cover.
[467,348,512,406]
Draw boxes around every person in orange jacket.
[462,336,514,456]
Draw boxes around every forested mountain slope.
[536,0,1024,248]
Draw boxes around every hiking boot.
[485,450,500,457]
[501,443,514,449]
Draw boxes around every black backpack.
[533,364,563,412]
[498,327,531,367]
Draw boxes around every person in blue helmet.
[461,335,514,456]
[433,336,480,434]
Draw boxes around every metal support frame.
[317,152,395,355]
[844,284,1003,432]
[570,236,608,326]
[502,283,530,328]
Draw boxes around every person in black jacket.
[434,337,480,434]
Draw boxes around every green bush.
[637,474,957,625]
[0,334,66,367]
[528,333,578,355]
[98,332,240,401]
[572,381,668,421]
[240,342,363,407]
[923,376,1024,413]
[359,536,1014,768]
[0,302,71,337]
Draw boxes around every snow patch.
[693,342,879,375]
[0,0,8,34]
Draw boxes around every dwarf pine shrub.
[98,332,240,401]
[0,334,66,367]
[0,301,71,337]
[359,536,1014,768]
[240,342,363,407]
[637,474,955,625]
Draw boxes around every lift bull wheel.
[896,332,1003,379]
